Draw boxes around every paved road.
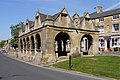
[0,53,104,80]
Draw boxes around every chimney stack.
[97,6,103,13]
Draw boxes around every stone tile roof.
[90,8,120,19]
[39,12,52,21]
[28,20,34,28]
[52,12,60,20]
[39,12,60,21]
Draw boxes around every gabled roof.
[36,7,70,22]
[38,12,53,21]
[90,8,120,19]
[79,12,91,24]
[37,12,60,22]
[52,12,60,20]
[72,13,80,19]
[26,19,34,28]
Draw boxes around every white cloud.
[104,2,120,11]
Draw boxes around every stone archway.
[35,34,41,52]
[55,32,70,57]
[31,36,35,50]
[80,34,93,55]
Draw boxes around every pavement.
[100,51,120,56]
[0,53,115,80]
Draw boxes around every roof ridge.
[90,8,120,19]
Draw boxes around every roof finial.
[27,17,28,20]
[46,13,49,20]
[75,11,78,15]
[64,5,66,9]
[26,17,29,22]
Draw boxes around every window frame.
[112,24,119,32]
[99,26,104,34]
[99,17,104,22]
[113,14,119,20]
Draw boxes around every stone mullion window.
[112,24,119,32]
[113,14,119,20]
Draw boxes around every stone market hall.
[19,8,99,64]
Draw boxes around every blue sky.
[0,0,120,40]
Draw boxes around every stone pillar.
[55,41,58,60]
[18,38,21,53]
[34,36,37,55]
[110,38,112,49]
[66,40,70,52]
[25,38,27,54]
[29,36,32,55]
[18,38,21,58]
[22,38,25,54]
[105,40,107,51]
[61,40,64,52]
[55,41,58,52]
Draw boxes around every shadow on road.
[0,74,24,79]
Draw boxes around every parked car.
[0,49,7,53]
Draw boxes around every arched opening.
[26,37,30,50]
[80,34,93,55]
[55,32,70,57]
[31,36,35,50]
[35,34,41,52]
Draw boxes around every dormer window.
[74,18,80,27]
[61,13,67,21]
[85,17,90,21]
[99,18,104,22]
[113,14,119,19]
[22,26,25,33]
[36,16,39,23]
[26,23,28,26]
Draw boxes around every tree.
[10,22,24,50]
[0,40,5,48]
[10,38,18,49]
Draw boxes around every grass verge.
[53,56,120,79]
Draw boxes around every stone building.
[90,6,120,51]
[19,8,99,64]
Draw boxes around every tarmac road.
[0,53,106,80]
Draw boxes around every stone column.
[34,37,37,55]
[61,40,64,52]
[25,38,28,54]
[66,40,70,52]
[17,38,21,58]
[22,38,25,54]
[110,38,112,49]
[18,38,21,53]
[55,41,58,60]
[105,40,107,51]
[55,41,58,52]
[29,36,32,55]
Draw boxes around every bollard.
[69,55,73,69]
